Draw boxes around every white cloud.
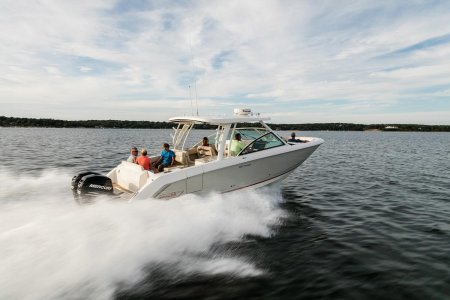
[79,66,92,72]
[44,66,61,75]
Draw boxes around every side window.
[240,133,284,155]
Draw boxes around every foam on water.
[0,169,285,300]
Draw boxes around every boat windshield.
[240,132,285,155]
[234,128,269,141]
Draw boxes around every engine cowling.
[71,171,101,191]
[71,172,113,203]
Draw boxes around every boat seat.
[186,147,198,162]
[197,145,217,158]
[195,156,216,165]
[116,161,149,192]
[174,150,190,166]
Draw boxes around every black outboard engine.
[71,171,101,191]
[71,172,114,203]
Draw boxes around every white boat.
[71,108,324,201]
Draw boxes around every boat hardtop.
[169,114,270,124]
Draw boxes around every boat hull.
[132,140,322,200]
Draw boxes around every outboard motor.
[71,172,113,203]
[71,171,101,191]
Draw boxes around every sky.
[1,0,450,124]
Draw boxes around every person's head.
[163,143,170,150]
[141,149,147,156]
[235,133,241,141]
[202,137,209,146]
[291,132,296,138]
[131,147,138,155]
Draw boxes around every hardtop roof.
[169,115,270,125]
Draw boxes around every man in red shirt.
[136,148,151,170]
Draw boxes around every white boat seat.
[186,147,198,162]
[174,150,190,166]
[197,145,217,158]
[195,156,216,165]
[116,161,149,192]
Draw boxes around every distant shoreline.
[1,116,449,132]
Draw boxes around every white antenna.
[188,26,199,117]
[194,81,199,116]
[189,85,194,115]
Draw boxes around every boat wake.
[0,168,286,300]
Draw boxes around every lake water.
[0,128,449,300]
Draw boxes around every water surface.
[0,128,449,299]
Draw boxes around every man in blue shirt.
[153,143,175,172]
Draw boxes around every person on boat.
[230,133,245,156]
[288,132,306,143]
[136,148,152,170]
[202,137,209,146]
[127,147,139,163]
[153,143,175,172]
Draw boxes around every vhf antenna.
[188,27,199,116]
[189,85,194,116]
[194,81,199,116]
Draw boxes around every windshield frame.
[239,131,285,156]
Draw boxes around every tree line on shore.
[1,116,449,132]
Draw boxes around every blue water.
[0,128,449,299]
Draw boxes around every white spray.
[0,169,285,300]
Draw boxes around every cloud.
[0,0,449,124]
[79,66,93,73]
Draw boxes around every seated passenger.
[288,132,306,143]
[230,133,245,156]
[127,147,138,163]
[202,137,209,146]
[153,143,175,172]
[136,148,151,170]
